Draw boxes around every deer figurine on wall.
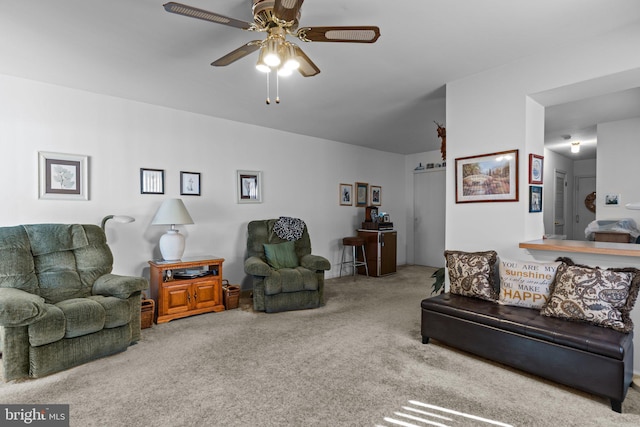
[435,121,446,161]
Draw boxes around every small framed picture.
[140,168,164,194]
[38,151,89,200]
[237,170,262,203]
[605,194,620,206]
[180,171,201,196]
[529,186,542,212]
[370,185,381,206]
[529,154,544,184]
[355,182,368,207]
[339,183,353,206]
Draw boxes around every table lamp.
[151,198,194,261]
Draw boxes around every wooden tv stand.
[149,256,225,324]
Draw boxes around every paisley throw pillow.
[540,259,640,332]
[444,250,498,302]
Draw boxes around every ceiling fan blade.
[163,2,254,30]
[211,42,262,67]
[296,26,381,43]
[273,0,304,25]
[293,46,320,77]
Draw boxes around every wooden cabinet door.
[192,280,218,309]
[380,232,397,275]
[163,282,191,315]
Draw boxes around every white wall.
[597,117,640,222]
[0,74,407,289]
[446,19,640,255]
[445,21,640,373]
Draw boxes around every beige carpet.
[1,265,640,426]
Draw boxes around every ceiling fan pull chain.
[266,71,271,105]
[276,72,280,104]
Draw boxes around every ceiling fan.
[163,0,381,100]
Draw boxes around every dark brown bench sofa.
[421,292,633,412]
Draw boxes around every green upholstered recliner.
[0,224,148,381]
[244,219,330,313]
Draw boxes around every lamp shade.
[101,215,135,230]
[151,199,194,226]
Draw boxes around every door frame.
[553,169,568,238]
[573,174,596,241]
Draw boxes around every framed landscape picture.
[38,151,89,200]
[455,149,519,203]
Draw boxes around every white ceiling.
[1,0,639,155]
[544,87,640,160]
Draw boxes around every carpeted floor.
[1,265,640,426]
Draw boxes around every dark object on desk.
[361,221,393,230]
[594,231,632,243]
[173,270,213,279]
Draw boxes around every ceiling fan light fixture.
[256,49,271,73]
[281,44,300,70]
[277,66,293,77]
[263,38,281,67]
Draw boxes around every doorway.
[414,169,446,267]
[573,175,596,241]
[553,169,568,237]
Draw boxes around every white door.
[553,170,567,236]
[414,170,446,267]
[573,175,596,241]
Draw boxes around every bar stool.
[339,236,369,277]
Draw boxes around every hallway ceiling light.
[571,141,580,153]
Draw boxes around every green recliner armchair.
[244,219,331,313]
[0,224,148,381]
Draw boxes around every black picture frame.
[140,168,165,194]
[180,171,201,196]
[529,186,542,212]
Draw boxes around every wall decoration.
[529,186,542,212]
[339,183,353,206]
[237,170,262,203]
[529,154,544,184]
[370,185,381,206]
[180,171,201,196]
[585,191,596,213]
[435,121,446,161]
[455,149,519,203]
[140,168,165,194]
[605,193,620,206]
[38,151,89,200]
[355,182,368,207]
